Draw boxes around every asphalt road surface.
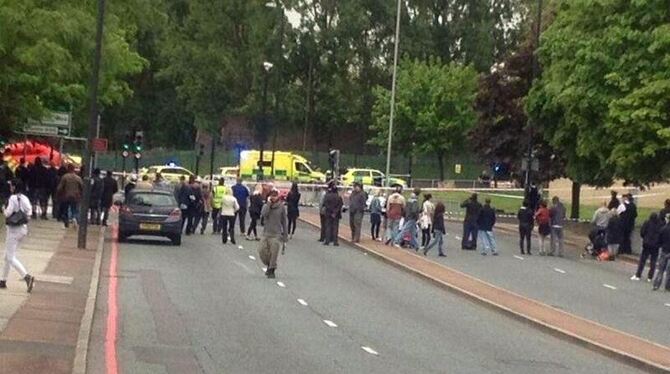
[337,209,670,348]
[86,220,643,374]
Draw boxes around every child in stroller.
[582,227,608,259]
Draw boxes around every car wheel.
[171,235,182,246]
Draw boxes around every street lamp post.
[257,61,273,181]
[385,0,402,188]
[77,0,106,249]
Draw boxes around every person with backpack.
[461,193,482,250]
[477,198,497,256]
[396,188,421,250]
[652,217,670,291]
[423,202,446,257]
[517,200,534,255]
[534,201,551,256]
[632,213,662,281]
[369,189,384,241]
[1,179,35,292]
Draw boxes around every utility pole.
[385,0,402,188]
[78,0,106,249]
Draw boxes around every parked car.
[117,189,183,245]
[143,165,194,184]
[340,168,407,188]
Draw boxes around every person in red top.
[534,200,551,255]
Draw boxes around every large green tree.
[0,0,146,137]
[527,0,670,185]
[370,59,478,180]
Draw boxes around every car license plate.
[140,223,161,231]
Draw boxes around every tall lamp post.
[78,0,106,249]
[385,0,402,188]
[524,0,544,194]
[266,1,285,179]
[257,61,273,181]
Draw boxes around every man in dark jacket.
[660,199,670,224]
[619,193,637,254]
[30,157,50,219]
[231,178,250,235]
[0,159,14,206]
[477,199,497,255]
[175,176,193,234]
[549,196,567,257]
[396,188,421,250]
[517,200,534,255]
[101,170,118,226]
[89,168,104,225]
[461,193,482,250]
[322,184,343,246]
[607,210,623,259]
[348,182,367,243]
[652,218,670,291]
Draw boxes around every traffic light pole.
[78,0,106,249]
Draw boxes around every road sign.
[92,138,108,152]
[455,164,462,174]
[23,111,71,136]
[122,150,130,158]
[134,152,142,159]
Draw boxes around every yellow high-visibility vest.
[212,185,228,209]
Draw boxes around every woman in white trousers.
[1,179,35,292]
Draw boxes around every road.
[338,209,670,347]
[86,221,641,373]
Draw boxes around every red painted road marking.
[106,225,120,374]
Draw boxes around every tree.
[471,41,564,184]
[370,59,478,180]
[527,0,670,186]
[0,0,146,136]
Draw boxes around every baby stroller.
[582,227,608,259]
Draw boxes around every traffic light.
[122,144,130,158]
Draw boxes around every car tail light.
[165,208,182,223]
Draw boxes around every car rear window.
[129,193,176,207]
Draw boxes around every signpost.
[23,111,71,137]
[92,138,108,153]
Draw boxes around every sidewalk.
[299,211,670,373]
[0,220,102,374]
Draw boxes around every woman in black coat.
[286,182,301,238]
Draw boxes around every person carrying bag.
[1,179,35,292]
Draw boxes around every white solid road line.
[554,268,566,274]
[323,320,338,328]
[361,346,379,355]
[277,281,286,288]
[248,255,256,260]
[513,255,525,260]
[297,299,308,306]
[603,284,617,290]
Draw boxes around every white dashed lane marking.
[603,284,617,290]
[454,236,462,241]
[361,346,379,355]
[248,255,256,260]
[277,281,286,288]
[238,245,244,250]
[664,303,670,308]
[513,255,524,260]
[323,320,338,328]
[297,299,308,306]
[554,268,566,274]
[262,267,267,272]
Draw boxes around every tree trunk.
[408,154,413,188]
[437,152,445,182]
[571,181,581,219]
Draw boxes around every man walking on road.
[56,164,83,228]
[477,198,497,256]
[322,183,343,246]
[211,178,227,234]
[349,182,367,243]
[220,187,240,244]
[259,189,288,279]
[231,178,249,236]
[101,170,118,226]
[549,196,566,257]
[461,193,482,250]
[517,200,534,255]
[89,168,104,225]
[385,186,405,246]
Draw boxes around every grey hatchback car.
[117,189,183,245]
